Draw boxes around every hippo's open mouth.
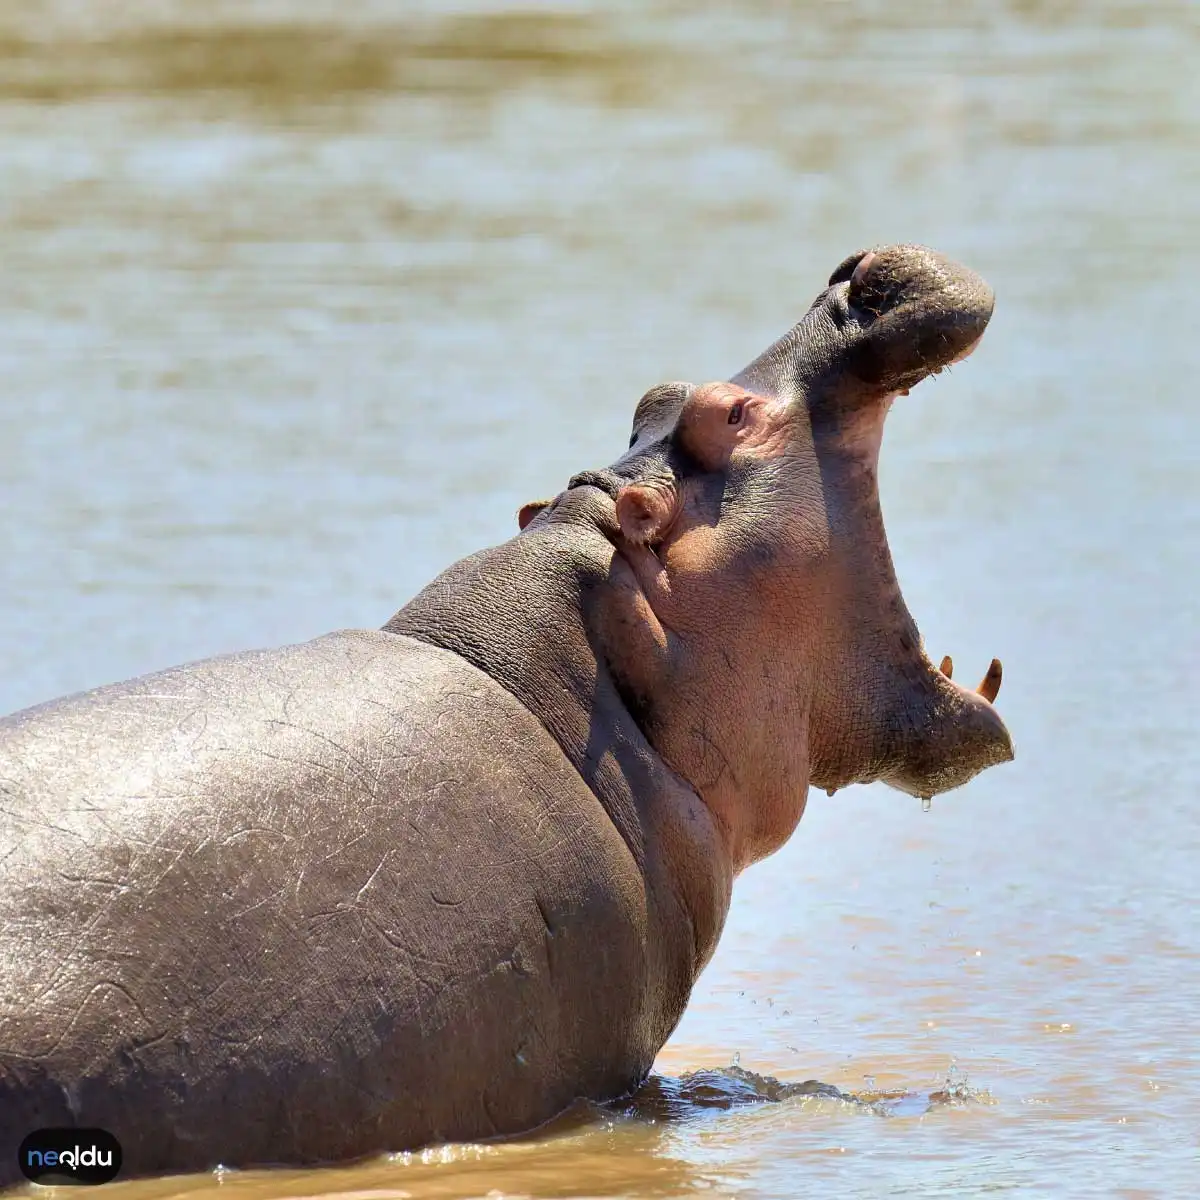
[794,249,1012,799]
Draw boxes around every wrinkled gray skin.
[0,246,1013,1187]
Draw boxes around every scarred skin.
[0,245,1013,1187]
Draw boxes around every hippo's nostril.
[849,251,877,292]
[846,249,898,318]
[826,248,870,288]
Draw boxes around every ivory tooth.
[976,658,1003,703]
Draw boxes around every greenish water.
[1,0,1196,1195]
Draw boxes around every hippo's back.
[0,630,651,1181]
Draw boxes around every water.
[1,0,1196,1195]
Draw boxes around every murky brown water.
[1,0,1197,1195]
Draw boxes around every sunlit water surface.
[1,0,1196,1196]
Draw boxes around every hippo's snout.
[732,244,995,407]
[828,244,995,394]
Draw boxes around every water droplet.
[732,1051,741,1067]
[921,795,932,813]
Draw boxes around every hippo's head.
[522,245,1013,868]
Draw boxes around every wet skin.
[0,245,1011,1186]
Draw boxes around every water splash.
[617,1062,996,1125]
[927,1060,996,1108]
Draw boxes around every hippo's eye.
[727,403,744,426]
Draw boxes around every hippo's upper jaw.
[723,246,992,422]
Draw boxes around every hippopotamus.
[0,244,1012,1187]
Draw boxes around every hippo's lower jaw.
[800,453,1014,802]
[808,656,1014,801]
[877,660,1014,798]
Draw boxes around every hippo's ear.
[517,499,554,530]
[615,483,677,547]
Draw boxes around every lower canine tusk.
[976,658,1003,703]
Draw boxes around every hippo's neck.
[382,519,734,992]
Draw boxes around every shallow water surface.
[1,0,1197,1196]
